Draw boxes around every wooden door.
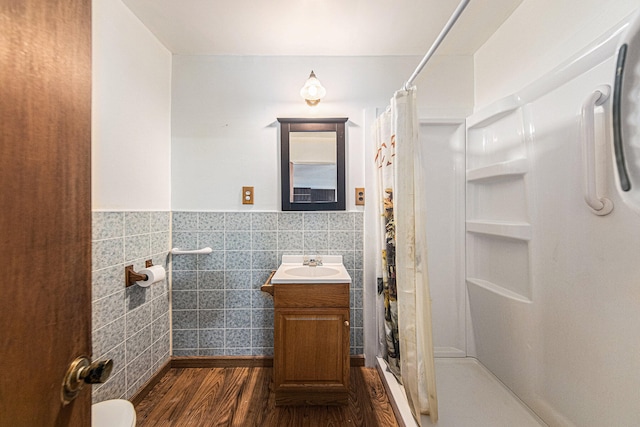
[0,0,92,425]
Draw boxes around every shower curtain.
[375,106,401,378]
[374,88,438,424]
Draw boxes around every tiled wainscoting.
[90,210,363,402]
[172,211,364,357]
[91,211,171,402]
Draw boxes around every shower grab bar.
[170,247,213,255]
[581,85,613,216]
[402,0,470,91]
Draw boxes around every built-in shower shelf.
[466,220,532,240]
[466,158,528,183]
[466,95,521,129]
[466,278,532,304]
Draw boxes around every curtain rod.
[403,0,471,91]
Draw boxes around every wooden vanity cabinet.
[272,283,350,406]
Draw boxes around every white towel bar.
[170,247,213,255]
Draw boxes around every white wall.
[474,0,638,108]
[92,0,172,210]
[171,55,473,211]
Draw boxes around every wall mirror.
[278,118,347,211]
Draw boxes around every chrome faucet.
[303,255,323,267]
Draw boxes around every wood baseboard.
[171,355,274,368]
[130,359,171,406]
[350,354,365,367]
[171,355,366,368]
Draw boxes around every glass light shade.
[300,71,326,106]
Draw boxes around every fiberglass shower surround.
[374,8,640,427]
[463,12,640,426]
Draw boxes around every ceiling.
[121,0,524,56]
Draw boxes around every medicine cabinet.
[278,118,347,211]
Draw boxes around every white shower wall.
[420,122,467,357]
[474,0,638,108]
[466,15,640,426]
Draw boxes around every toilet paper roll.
[135,265,166,287]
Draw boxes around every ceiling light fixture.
[300,70,326,106]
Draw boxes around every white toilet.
[92,399,137,427]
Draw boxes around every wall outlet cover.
[242,186,254,204]
[355,187,365,206]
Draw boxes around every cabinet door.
[274,308,349,390]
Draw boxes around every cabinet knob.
[344,320,350,327]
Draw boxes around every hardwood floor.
[135,367,399,427]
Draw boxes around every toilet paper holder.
[125,260,153,287]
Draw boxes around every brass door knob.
[344,320,350,327]
[62,357,113,405]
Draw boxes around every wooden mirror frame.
[278,117,347,211]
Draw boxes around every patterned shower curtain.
[374,107,401,378]
[374,88,438,424]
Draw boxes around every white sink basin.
[285,266,341,278]
[271,255,352,284]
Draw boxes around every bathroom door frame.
[0,0,92,425]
